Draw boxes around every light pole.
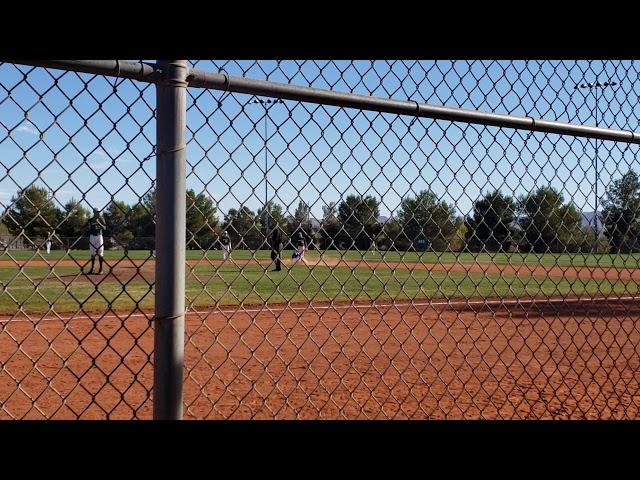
[246,97,284,243]
[574,79,617,252]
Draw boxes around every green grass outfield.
[3,248,640,268]
[0,261,637,315]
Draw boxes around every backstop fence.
[0,60,639,419]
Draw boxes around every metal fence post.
[153,60,188,420]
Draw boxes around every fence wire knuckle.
[0,60,638,419]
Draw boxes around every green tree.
[136,190,156,249]
[450,217,468,252]
[396,190,457,251]
[287,200,313,242]
[2,185,61,242]
[104,200,132,247]
[122,189,156,250]
[518,186,582,253]
[128,203,154,249]
[568,226,610,254]
[319,201,340,250]
[337,194,381,250]
[222,206,262,250]
[465,190,516,252]
[186,189,218,250]
[103,199,155,250]
[58,199,90,248]
[141,189,156,221]
[258,201,286,229]
[377,217,404,251]
[602,170,640,253]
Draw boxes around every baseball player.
[270,227,283,271]
[45,231,52,255]
[293,231,308,265]
[87,208,105,275]
[221,230,231,261]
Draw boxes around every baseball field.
[1,249,639,314]
[1,249,639,419]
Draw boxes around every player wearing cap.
[87,208,105,275]
[221,230,231,261]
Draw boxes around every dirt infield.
[3,256,640,282]
[43,266,223,286]
[1,297,638,419]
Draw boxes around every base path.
[1,296,638,419]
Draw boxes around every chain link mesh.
[1,60,639,419]
[0,61,156,418]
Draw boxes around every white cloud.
[87,160,111,172]
[87,150,114,172]
[16,121,38,135]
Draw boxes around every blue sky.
[1,60,639,223]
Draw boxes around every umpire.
[270,227,283,271]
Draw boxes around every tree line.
[461,170,640,254]
[3,170,640,254]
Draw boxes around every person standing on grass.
[86,208,105,275]
[221,230,231,261]
[45,231,52,255]
[270,226,283,271]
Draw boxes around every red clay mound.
[31,265,155,286]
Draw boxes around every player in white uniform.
[293,232,308,265]
[45,231,52,255]
[87,208,105,275]
[221,231,231,261]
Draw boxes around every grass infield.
[0,250,638,314]
[3,248,640,268]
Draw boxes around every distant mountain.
[510,212,602,231]
[311,212,602,229]
[581,211,603,231]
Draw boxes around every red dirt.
[3,257,640,282]
[40,266,222,286]
[1,297,639,419]
[48,267,156,286]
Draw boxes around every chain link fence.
[1,60,639,419]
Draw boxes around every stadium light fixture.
[245,97,285,245]
[574,78,618,251]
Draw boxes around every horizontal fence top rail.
[13,60,162,83]
[2,58,640,421]
[8,59,640,146]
